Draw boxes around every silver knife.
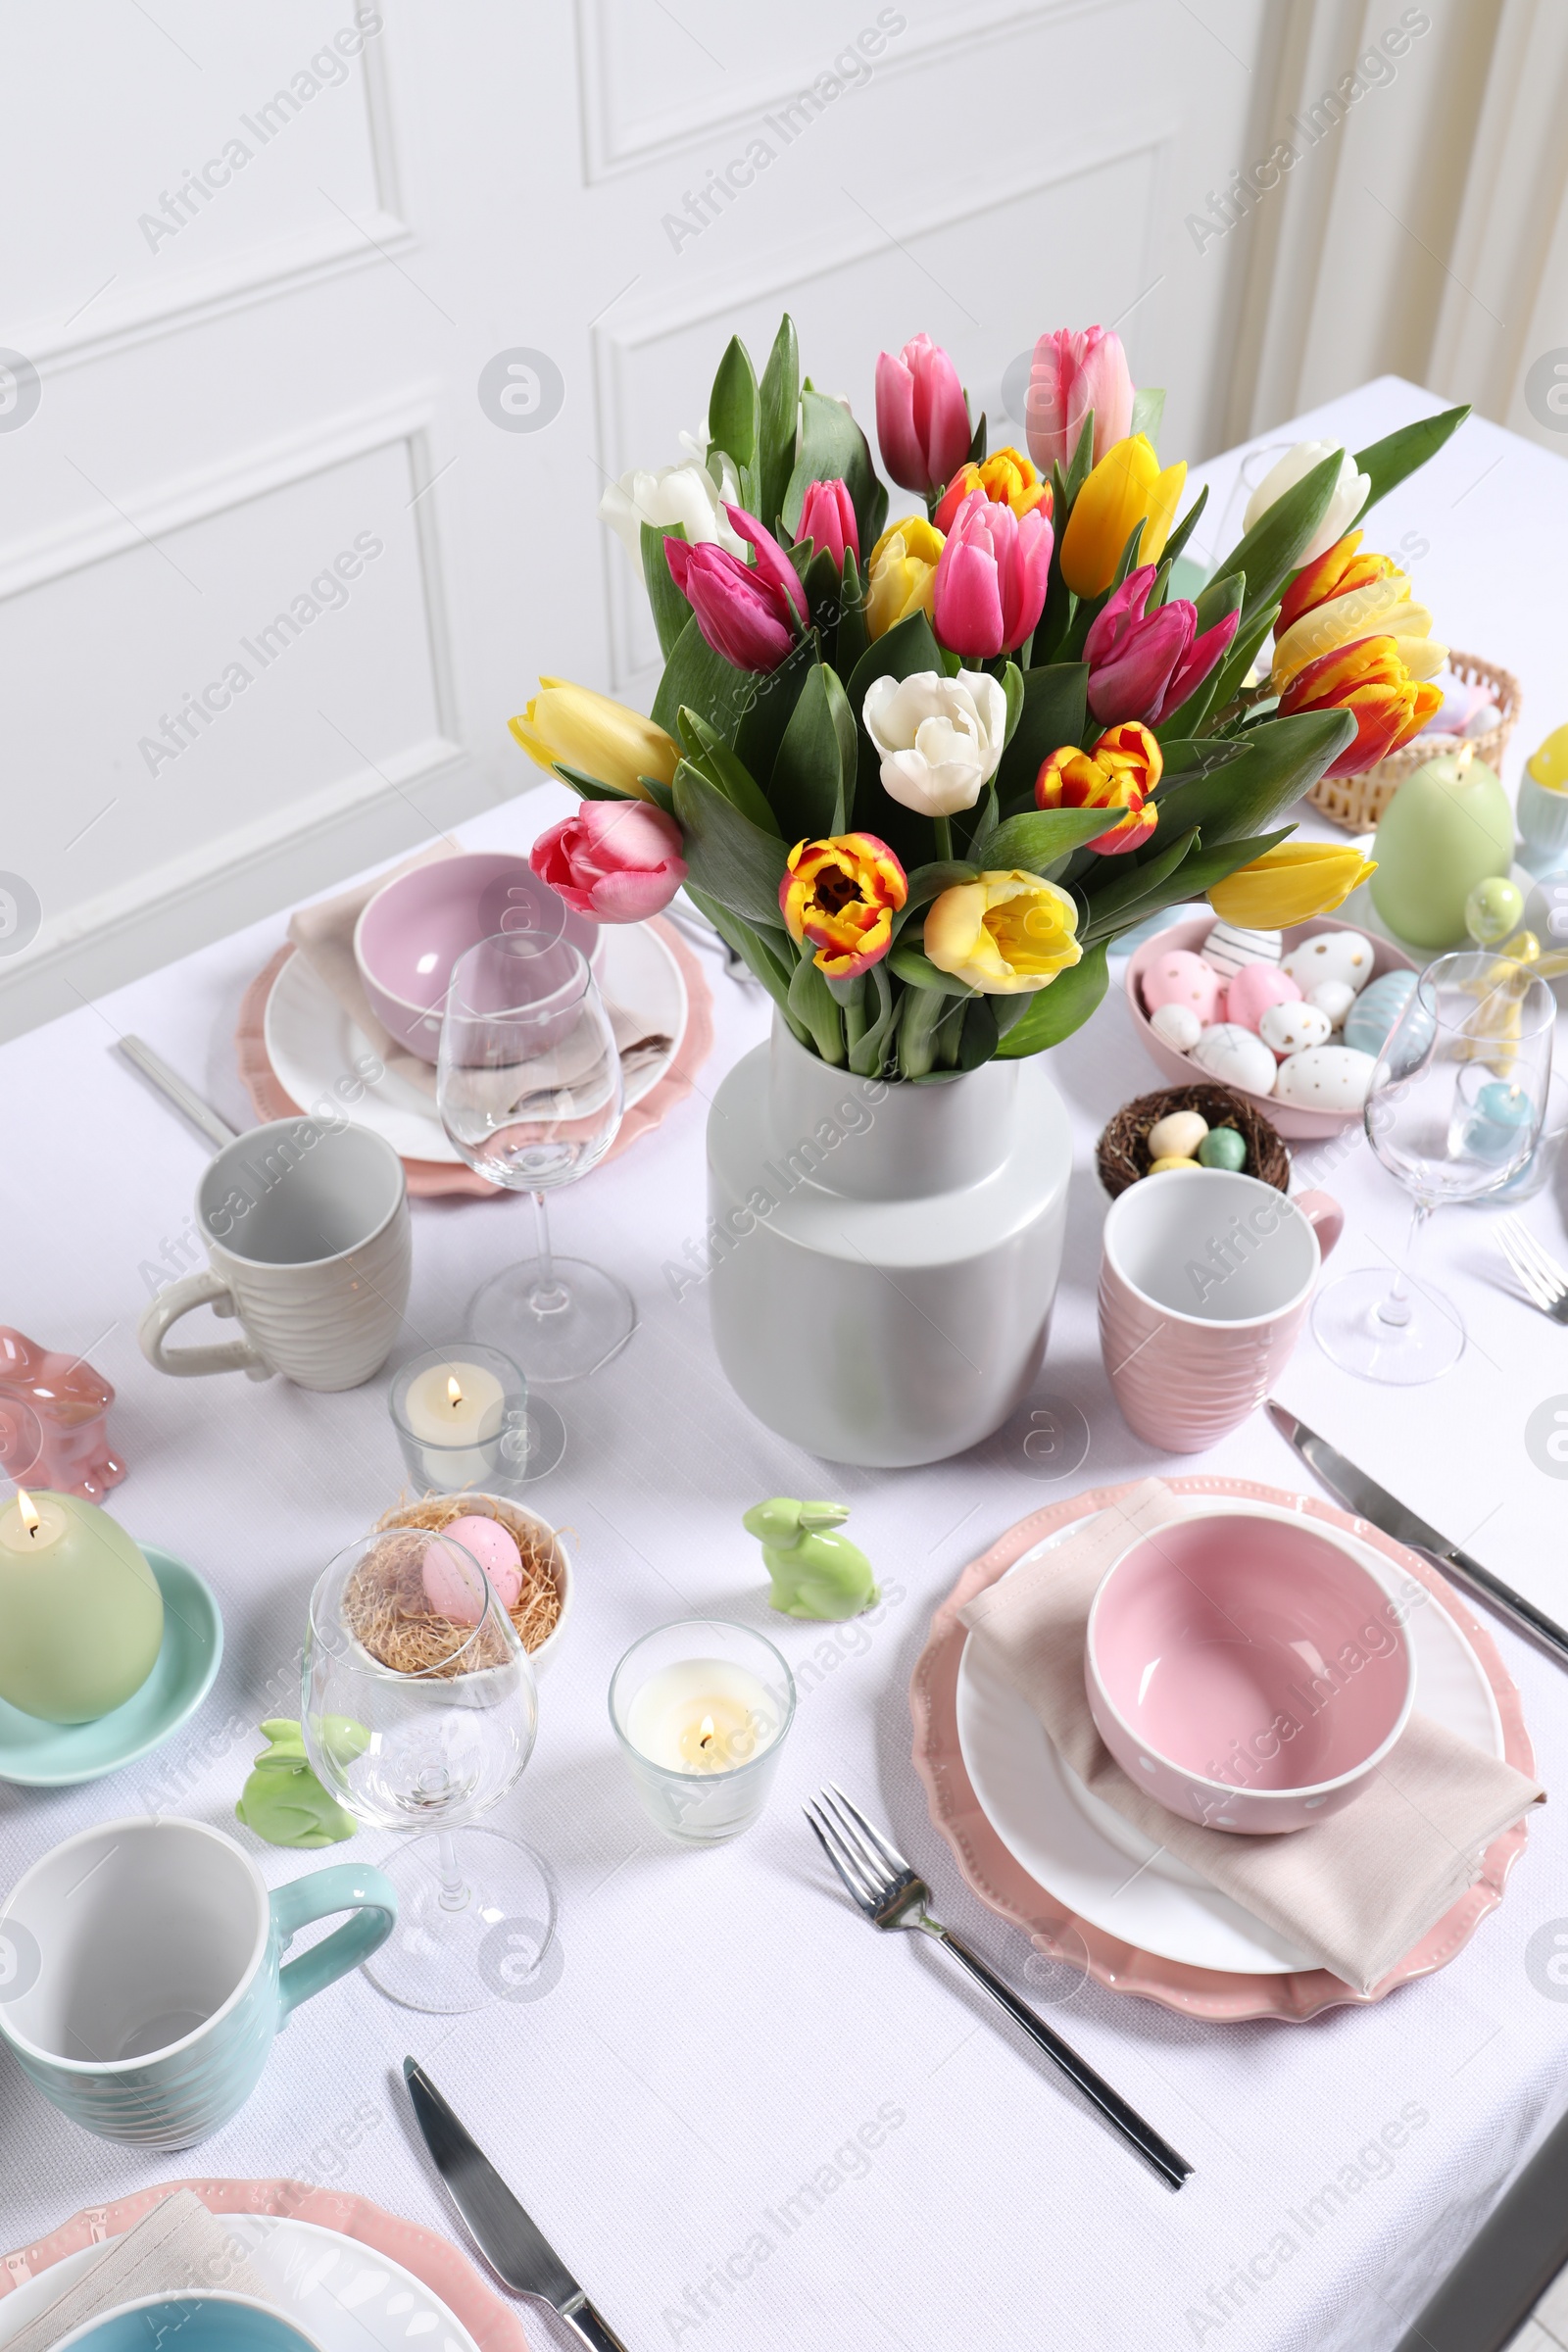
[1267,1399,1568,1666]
[403,2059,631,2351]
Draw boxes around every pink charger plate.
[236,914,713,1199]
[0,2179,528,2351]
[910,1473,1535,2023]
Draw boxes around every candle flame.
[16,1488,39,1538]
[699,1714,715,1749]
[447,1375,464,1409]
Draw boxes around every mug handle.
[1297,1189,1345,1260]
[137,1268,270,1380]
[272,1864,398,2021]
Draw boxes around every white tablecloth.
[2,378,1567,2352]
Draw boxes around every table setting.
[2,316,1568,2352]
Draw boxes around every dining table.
[2,375,1567,2352]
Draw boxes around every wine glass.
[438,929,634,1384]
[1313,953,1556,1383]
[303,1526,553,2014]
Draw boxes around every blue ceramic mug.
[0,1816,395,2147]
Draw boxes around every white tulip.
[862,669,1008,818]
[598,454,746,567]
[1242,440,1370,564]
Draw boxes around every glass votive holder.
[610,1619,797,1844]
[388,1343,545,1494]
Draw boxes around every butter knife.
[403,2059,631,2350]
[1266,1399,1568,1665]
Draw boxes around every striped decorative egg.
[1200,921,1283,981]
[1343,968,1418,1056]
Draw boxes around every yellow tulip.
[1058,435,1188,599]
[1206,843,1377,929]
[1271,575,1446,691]
[864,514,945,640]
[923,869,1082,994]
[509,678,678,801]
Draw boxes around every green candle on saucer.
[0,1488,164,1723]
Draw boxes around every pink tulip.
[1025,325,1134,478]
[931,488,1053,659]
[529,800,687,922]
[1083,564,1241,727]
[665,502,807,672]
[875,334,971,497]
[796,476,859,569]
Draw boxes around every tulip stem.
[933,816,954,862]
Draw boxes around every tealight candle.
[0,1488,164,1723]
[610,1621,796,1842]
[388,1345,528,1494]
[1464,1079,1536,1162]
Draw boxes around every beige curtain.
[1212,0,1568,456]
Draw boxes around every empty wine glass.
[1314,952,1556,1383]
[303,1526,553,2014]
[438,928,634,1384]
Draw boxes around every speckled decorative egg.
[1200,920,1284,981]
[1259,1001,1332,1058]
[1343,969,1418,1056]
[1149,1000,1203,1053]
[1281,929,1375,997]
[1307,979,1355,1029]
[1225,962,1301,1034]
[1192,1022,1278,1096]
[1274,1045,1376,1111]
[1142,950,1223,1025]
[1148,1109,1209,1160]
[421,1517,524,1623]
[1197,1126,1248,1170]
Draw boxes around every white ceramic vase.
[706,1017,1072,1468]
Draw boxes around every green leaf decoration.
[709,335,760,475]
[783,386,888,563]
[1130,386,1165,450]
[1209,451,1343,629]
[734,633,817,792]
[888,941,971,993]
[1144,709,1356,847]
[1353,404,1470,523]
[995,662,1088,808]
[970,803,1116,871]
[652,612,756,748]
[995,940,1109,1057]
[676,707,779,834]
[758,315,802,532]
[771,660,851,845]
[787,950,846,1064]
[672,760,791,931]
[641,520,693,662]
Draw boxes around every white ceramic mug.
[138,1118,411,1392]
[1099,1169,1343,1450]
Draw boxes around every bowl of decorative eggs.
[1125,913,1419,1139]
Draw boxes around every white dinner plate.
[0,2215,481,2352]
[265,922,689,1164]
[955,1495,1504,1976]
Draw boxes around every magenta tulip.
[796,475,859,569]
[665,502,807,672]
[931,488,1053,659]
[1083,564,1241,727]
[1025,325,1135,478]
[530,800,687,922]
[875,333,972,498]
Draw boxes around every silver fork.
[1497,1216,1568,1325]
[805,1785,1193,2189]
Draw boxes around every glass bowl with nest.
[302,1497,568,2014]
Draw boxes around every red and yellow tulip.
[1271,531,1444,694]
[933,446,1050,530]
[1277,634,1444,779]
[780,833,908,979]
[1035,720,1162,854]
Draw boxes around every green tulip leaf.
[1157,482,1210,580]
[673,760,791,931]
[709,334,760,475]
[1210,450,1344,628]
[1000,660,1025,748]
[784,385,888,564]
[758,314,801,532]
[888,941,971,993]
[848,958,897,1077]
[995,662,1089,808]
[994,939,1110,1058]
[734,633,818,792]
[652,612,757,748]
[1142,708,1356,847]
[641,520,694,662]
[676,707,778,833]
[787,949,846,1063]
[1082,829,1199,932]
[683,882,807,1039]
[1353,403,1470,522]
[970,803,1123,871]
[771,659,856,845]
[550,760,638,803]
[890,858,979,937]
[835,549,868,679]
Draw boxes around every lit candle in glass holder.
[389,1344,530,1494]
[610,1621,796,1842]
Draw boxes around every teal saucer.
[0,1546,223,1786]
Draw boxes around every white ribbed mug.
[138,1118,411,1392]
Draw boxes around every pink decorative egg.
[1141,950,1222,1026]
[1224,962,1301,1034]
[421,1515,524,1622]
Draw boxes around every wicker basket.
[1097,1083,1290,1200]
[1304,652,1521,834]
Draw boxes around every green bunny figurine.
[234,1717,366,1848]
[743,1497,880,1621]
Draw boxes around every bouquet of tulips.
[513,318,1466,1080]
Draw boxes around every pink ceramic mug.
[1099,1170,1343,1450]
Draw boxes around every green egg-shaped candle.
[0,1490,163,1723]
[1370,746,1513,950]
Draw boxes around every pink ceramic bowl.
[1126,913,1416,1139]
[1084,1508,1414,1833]
[354,855,600,1062]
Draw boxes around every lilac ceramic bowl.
[1084,1508,1414,1833]
[353,854,599,1062]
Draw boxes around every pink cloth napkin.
[957,1479,1544,1991]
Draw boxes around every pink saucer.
[909,1475,1534,2022]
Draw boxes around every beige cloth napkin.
[286,844,659,1102]
[957,1479,1544,1992]
[7,2190,270,2352]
